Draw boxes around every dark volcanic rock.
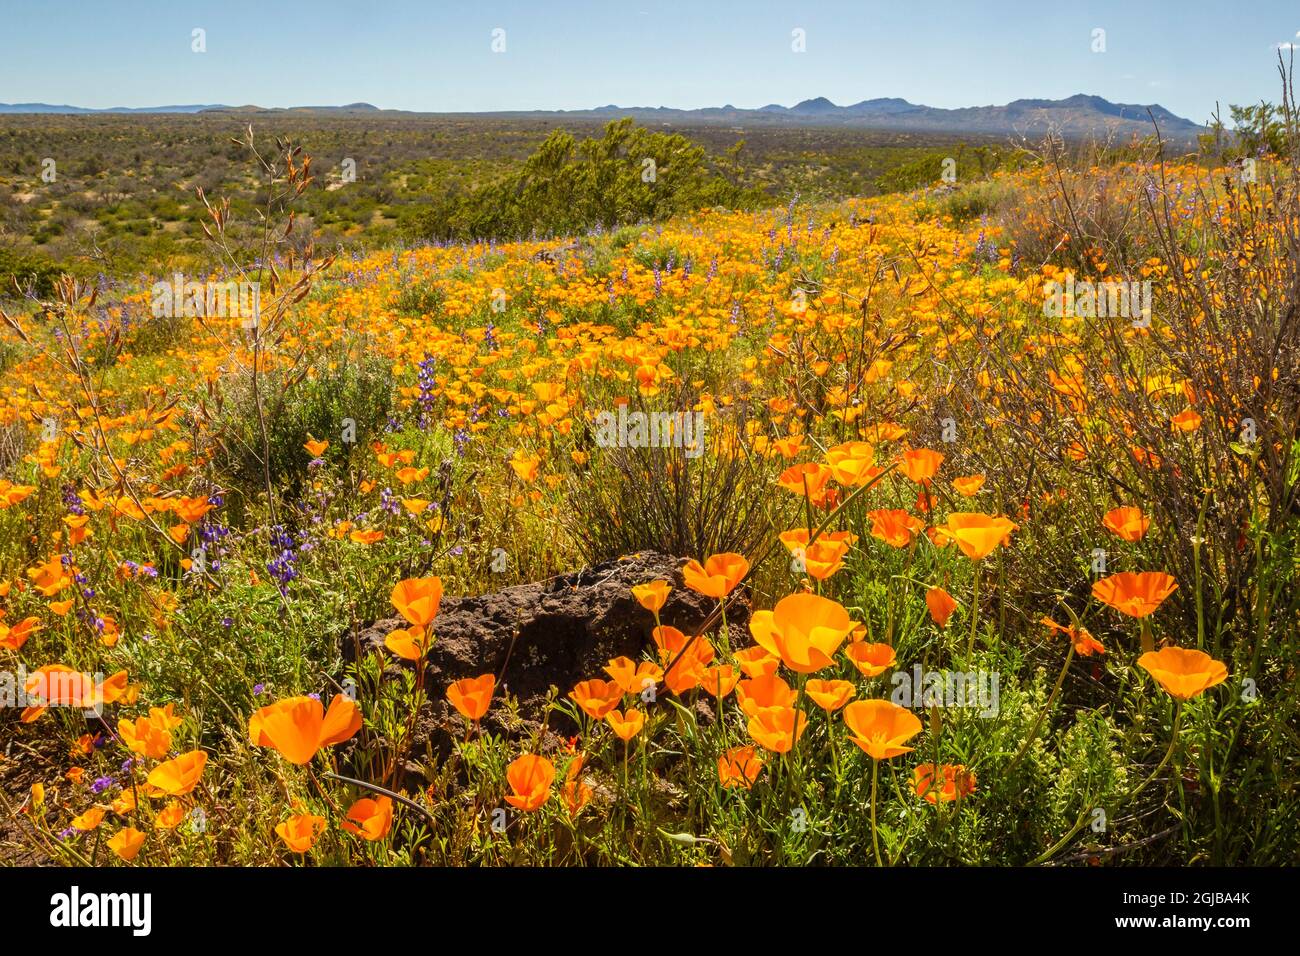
[348,551,748,757]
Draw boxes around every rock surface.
[348,551,748,758]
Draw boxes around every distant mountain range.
[0,94,1204,139]
[0,102,382,115]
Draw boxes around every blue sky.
[1,0,1296,121]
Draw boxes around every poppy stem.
[965,563,982,662]
[870,759,882,867]
[1131,702,1182,801]
[1005,630,1076,779]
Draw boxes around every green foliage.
[405,119,760,242]
[876,144,1020,194]
[1224,102,1297,157]
[394,277,446,317]
[0,246,63,297]
[211,346,393,500]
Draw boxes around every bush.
[0,246,63,298]
[209,346,393,501]
[564,395,788,564]
[394,277,446,317]
[405,119,758,243]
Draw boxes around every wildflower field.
[0,133,1296,869]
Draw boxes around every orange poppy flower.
[937,512,1017,560]
[631,580,671,613]
[913,764,977,804]
[1092,571,1178,618]
[898,447,944,484]
[71,806,107,831]
[777,462,831,498]
[681,552,750,598]
[1137,647,1228,700]
[569,679,623,719]
[700,664,740,699]
[349,529,385,545]
[778,528,858,555]
[0,615,41,651]
[604,657,662,695]
[146,750,207,796]
[651,624,689,658]
[119,712,173,759]
[172,497,215,523]
[24,665,129,709]
[342,796,394,841]
[303,439,329,457]
[749,592,855,673]
[447,673,495,722]
[505,754,554,811]
[110,790,137,815]
[844,641,897,678]
[772,436,806,459]
[1102,506,1150,542]
[384,625,433,661]
[805,678,856,711]
[1170,408,1202,432]
[1042,617,1106,656]
[803,539,849,580]
[275,813,326,853]
[717,745,764,789]
[155,801,186,830]
[108,827,146,861]
[736,672,797,716]
[663,640,714,695]
[733,644,780,678]
[843,700,923,759]
[867,509,925,548]
[825,441,881,486]
[925,587,958,628]
[509,452,541,483]
[390,576,443,627]
[952,475,985,497]
[746,705,807,753]
[0,480,36,508]
[27,555,70,596]
[562,755,593,814]
[65,513,93,546]
[606,708,646,741]
[395,465,431,485]
[248,694,362,765]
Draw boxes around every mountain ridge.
[0,95,1204,138]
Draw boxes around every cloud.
[1276,42,1296,50]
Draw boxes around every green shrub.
[210,346,393,501]
[0,246,63,297]
[405,119,759,243]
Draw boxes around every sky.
[0,0,1296,122]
